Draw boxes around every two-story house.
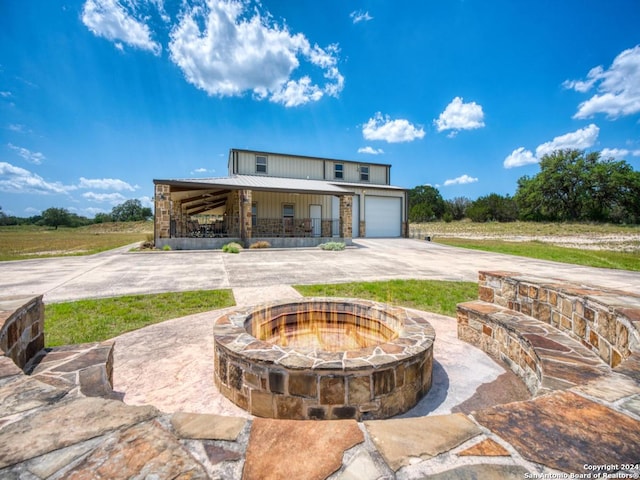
[153,148,408,249]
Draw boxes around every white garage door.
[365,196,401,237]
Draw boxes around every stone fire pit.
[213,298,435,420]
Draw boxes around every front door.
[310,204,322,237]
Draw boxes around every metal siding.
[235,151,389,186]
[252,192,333,218]
[236,152,325,179]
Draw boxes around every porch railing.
[252,218,340,237]
[175,216,340,238]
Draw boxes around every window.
[256,155,267,174]
[282,204,294,219]
[360,165,369,181]
[334,163,343,179]
[251,202,257,227]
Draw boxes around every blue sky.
[1,0,640,218]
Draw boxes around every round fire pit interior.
[213,298,435,420]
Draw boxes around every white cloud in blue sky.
[504,124,600,169]
[78,177,137,191]
[350,10,373,24]
[362,113,425,143]
[358,146,384,155]
[7,143,45,165]
[81,0,162,55]
[0,162,72,195]
[444,174,478,186]
[168,0,343,106]
[564,45,640,119]
[601,148,640,160]
[434,97,485,136]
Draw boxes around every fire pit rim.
[213,297,435,370]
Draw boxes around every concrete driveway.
[1,238,638,303]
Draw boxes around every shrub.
[162,244,171,251]
[222,242,243,253]
[319,241,346,251]
[249,241,271,249]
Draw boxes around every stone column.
[339,195,353,239]
[240,189,252,241]
[154,184,171,241]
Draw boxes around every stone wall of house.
[477,271,640,368]
[340,195,353,238]
[0,296,44,369]
[154,184,171,240]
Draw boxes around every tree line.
[0,199,152,229]
[409,149,640,224]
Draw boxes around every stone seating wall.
[0,295,45,369]
[457,271,640,396]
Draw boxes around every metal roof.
[154,175,356,195]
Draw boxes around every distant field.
[0,221,153,261]
[410,220,640,271]
[410,221,640,252]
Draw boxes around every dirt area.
[410,222,640,252]
[445,234,640,252]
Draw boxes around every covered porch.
[153,176,354,249]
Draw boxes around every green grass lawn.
[0,222,152,261]
[44,289,235,347]
[434,238,640,271]
[294,279,478,317]
[44,280,478,346]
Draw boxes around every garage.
[365,196,402,237]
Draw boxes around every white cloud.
[82,191,127,204]
[168,0,343,107]
[191,167,216,175]
[0,91,11,98]
[8,124,26,133]
[7,143,45,164]
[504,124,600,169]
[350,10,373,24]
[503,147,537,168]
[443,174,478,186]
[564,45,640,119]
[270,77,323,107]
[434,97,485,134]
[82,0,162,55]
[534,124,599,159]
[362,112,425,143]
[357,146,384,155]
[601,147,640,159]
[78,177,137,191]
[0,162,73,194]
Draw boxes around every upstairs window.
[360,165,369,181]
[334,163,343,179]
[256,155,267,174]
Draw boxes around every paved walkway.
[1,239,639,303]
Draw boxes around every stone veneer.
[213,298,435,421]
[0,295,44,369]
[457,271,640,395]
[476,271,640,366]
